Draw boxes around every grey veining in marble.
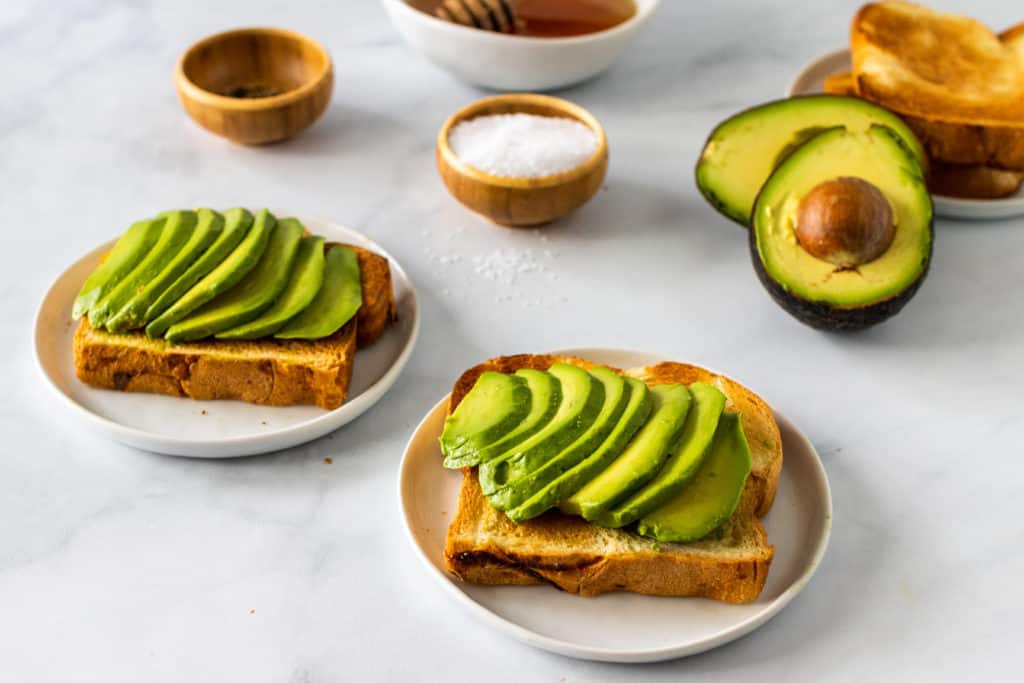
[2,0,1022,680]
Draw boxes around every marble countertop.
[3,0,1022,680]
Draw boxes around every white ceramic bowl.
[381,0,660,91]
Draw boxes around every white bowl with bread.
[788,1,1024,220]
[380,0,660,91]
[35,210,418,457]
[399,347,831,662]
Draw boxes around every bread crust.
[443,354,782,601]
[346,245,397,348]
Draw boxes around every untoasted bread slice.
[852,3,1024,169]
[444,354,782,602]
[73,244,396,410]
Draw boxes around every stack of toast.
[443,354,783,603]
[824,1,1024,199]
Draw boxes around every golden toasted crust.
[74,318,357,409]
[823,71,857,96]
[72,243,395,409]
[927,161,1023,199]
[344,245,397,348]
[851,3,1024,168]
[443,354,782,601]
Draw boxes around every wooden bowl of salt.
[437,94,608,227]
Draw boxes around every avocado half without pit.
[750,126,933,331]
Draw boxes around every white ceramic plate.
[788,48,1024,221]
[34,215,419,458]
[398,348,832,663]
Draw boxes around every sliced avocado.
[488,367,629,512]
[596,382,726,528]
[275,245,362,340]
[217,235,327,339]
[466,369,561,466]
[479,363,605,506]
[751,125,933,331]
[144,208,251,325]
[73,218,163,319]
[696,95,926,225]
[507,378,652,523]
[440,372,532,467]
[562,383,692,520]
[164,217,304,343]
[636,413,752,543]
[106,210,210,332]
[146,209,273,338]
[89,214,194,328]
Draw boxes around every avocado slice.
[478,363,605,505]
[440,372,532,468]
[89,214,195,328]
[73,218,164,319]
[144,208,252,325]
[274,244,362,340]
[594,382,726,528]
[463,369,561,467]
[636,413,752,543]
[105,210,212,332]
[217,235,327,339]
[696,95,926,225]
[751,125,933,330]
[486,367,630,512]
[562,383,692,520]
[164,217,304,343]
[146,209,274,339]
[507,378,653,523]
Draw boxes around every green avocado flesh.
[440,373,533,468]
[105,210,208,332]
[696,95,926,225]
[753,126,933,309]
[478,363,605,506]
[217,234,326,339]
[73,218,163,319]
[636,412,752,543]
[275,245,362,340]
[563,383,692,519]
[144,208,252,325]
[468,369,561,466]
[165,216,304,343]
[146,209,275,338]
[596,382,726,528]
[507,376,652,523]
[89,214,194,327]
[488,367,630,513]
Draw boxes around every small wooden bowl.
[437,94,609,227]
[175,27,333,145]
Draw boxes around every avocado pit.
[794,177,895,268]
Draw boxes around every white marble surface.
[3,0,1023,680]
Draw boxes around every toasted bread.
[851,3,1024,169]
[73,244,396,410]
[443,354,783,602]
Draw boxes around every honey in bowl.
[408,0,636,38]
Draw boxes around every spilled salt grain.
[448,113,599,178]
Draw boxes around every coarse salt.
[448,113,599,178]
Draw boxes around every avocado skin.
[747,181,934,333]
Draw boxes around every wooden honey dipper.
[434,0,519,34]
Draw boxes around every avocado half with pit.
[750,125,933,331]
[696,95,926,225]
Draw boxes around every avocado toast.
[442,354,782,603]
[72,210,397,410]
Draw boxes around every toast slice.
[851,3,1024,169]
[443,354,783,602]
[73,244,396,410]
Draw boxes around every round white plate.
[398,348,832,663]
[788,48,1024,221]
[34,215,419,458]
